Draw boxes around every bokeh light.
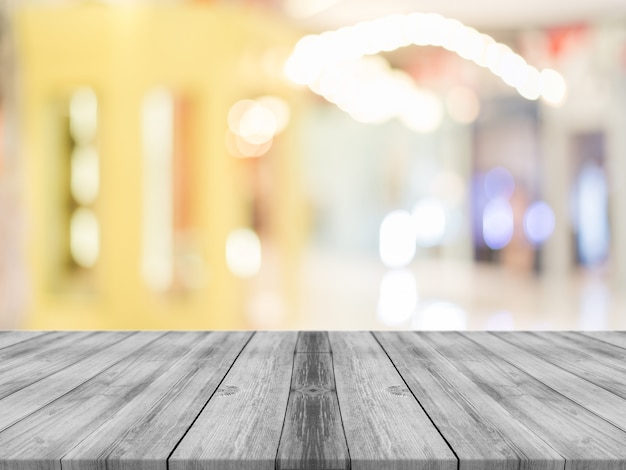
[483,197,514,250]
[484,167,515,200]
[379,210,417,268]
[523,201,555,245]
[377,269,418,326]
[226,228,262,278]
[70,208,99,268]
[412,198,446,247]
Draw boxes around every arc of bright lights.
[285,13,567,130]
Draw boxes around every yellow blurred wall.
[16,3,306,329]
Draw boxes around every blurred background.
[1,0,626,330]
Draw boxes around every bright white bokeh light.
[483,197,514,250]
[226,228,262,278]
[377,269,418,326]
[412,198,446,247]
[412,300,467,330]
[70,87,98,144]
[70,208,99,268]
[446,86,480,124]
[400,89,443,133]
[524,201,555,245]
[517,66,542,100]
[71,145,99,206]
[540,68,567,106]
[379,210,417,268]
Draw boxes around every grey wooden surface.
[1,331,626,470]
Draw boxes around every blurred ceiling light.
[412,300,467,330]
[379,210,417,268]
[540,68,567,106]
[445,86,480,124]
[70,145,99,205]
[69,87,98,145]
[70,208,99,268]
[226,228,262,278]
[412,198,446,247]
[377,269,418,326]
[523,200,555,245]
[286,13,567,111]
[483,197,514,250]
[284,0,340,19]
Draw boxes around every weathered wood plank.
[169,332,298,470]
[497,331,626,400]
[0,332,209,470]
[375,331,563,470]
[0,331,160,432]
[467,332,626,432]
[0,331,105,399]
[276,351,349,470]
[329,332,456,470]
[0,331,47,350]
[295,331,331,353]
[421,332,626,469]
[582,331,626,350]
[62,331,253,470]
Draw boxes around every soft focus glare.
[484,167,515,199]
[69,87,98,144]
[446,86,480,124]
[412,301,467,330]
[379,210,417,268]
[257,96,291,133]
[412,198,446,247]
[524,201,555,245]
[377,269,418,326]
[576,165,610,266]
[540,68,567,106]
[400,89,443,133]
[485,311,515,330]
[70,208,99,268]
[226,228,262,278]
[70,145,99,205]
[483,197,514,250]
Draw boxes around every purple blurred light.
[484,167,515,200]
[523,201,555,245]
[482,197,513,250]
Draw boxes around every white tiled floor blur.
[294,248,626,331]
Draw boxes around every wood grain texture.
[421,332,626,469]
[582,331,626,350]
[61,331,252,470]
[0,331,160,432]
[296,331,331,353]
[0,332,192,470]
[470,332,626,433]
[375,331,563,470]
[169,332,298,470]
[0,331,113,399]
[276,343,349,469]
[0,331,47,351]
[497,331,626,400]
[329,332,457,470]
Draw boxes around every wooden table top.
[1,331,626,470]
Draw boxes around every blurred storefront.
[1,0,626,330]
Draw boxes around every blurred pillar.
[540,107,572,280]
[606,28,626,290]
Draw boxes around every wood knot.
[216,385,239,397]
[295,385,331,397]
[387,385,410,397]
